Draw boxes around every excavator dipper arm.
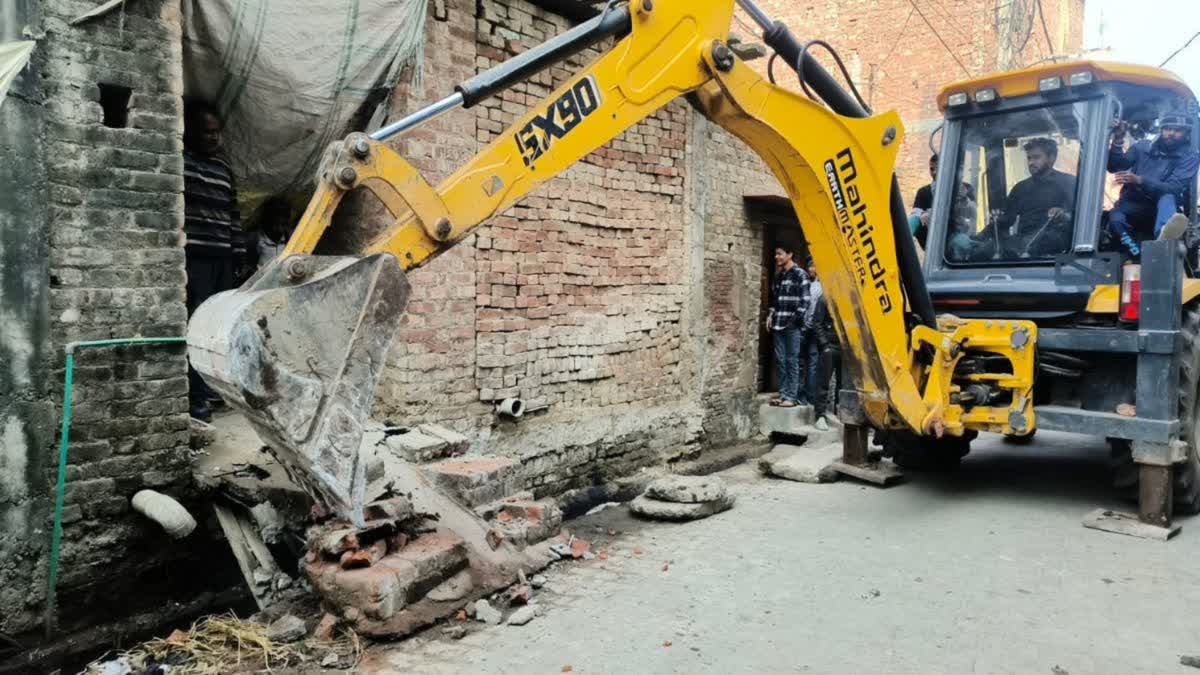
[188,0,1035,522]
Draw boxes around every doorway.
[746,196,810,395]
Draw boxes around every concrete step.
[420,456,523,508]
[758,398,815,436]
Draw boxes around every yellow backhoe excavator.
[188,0,1198,534]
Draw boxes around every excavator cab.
[922,62,1200,519]
[925,61,1199,318]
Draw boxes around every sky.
[1083,0,1200,95]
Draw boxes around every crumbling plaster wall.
[1,0,203,645]
[0,0,55,643]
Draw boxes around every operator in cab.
[994,137,1077,258]
[1106,114,1198,258]
[953,137,1076,261]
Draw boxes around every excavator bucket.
[188,254,409,524]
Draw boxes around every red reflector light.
[1119,263,1141,322]
[937,299,982,306]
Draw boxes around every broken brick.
[505,583,531,606]
[570,538,590,559]
[486,529,504,550]
[339,540,387,569]
[312,527,359,558]
[312,613,339,642]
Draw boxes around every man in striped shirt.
[184,100,246,421]
[765,245,809,408]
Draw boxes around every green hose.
[45,337,187,635]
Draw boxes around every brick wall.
[372,0,486,431]
[370,0,726,497]
[0,0,195,642]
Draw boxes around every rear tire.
[883,430,973,470]
[1109,304,1200,515]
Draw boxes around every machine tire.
[1109,304,1200,515]
[1003,430,1037,445]
[883,430,973,470]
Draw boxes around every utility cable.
[906,0,972,78]
[1034,0,1057,62]
[1161,30,1200,67]
[877,6,917,67]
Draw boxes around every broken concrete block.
[384,428,446,462]
[420,456,521,507]
[383,423,468,463]
[507,606,536,626]
[758,444,841,483]
[644,475,728,503]
[362,496,415,523]
[417,423,469,455]
[629,494,735,521]
[475,599,502,625]
[250,502,285,544]
[267,614,306,643]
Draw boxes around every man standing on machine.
[1107,114,1198,258]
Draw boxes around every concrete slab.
[1082,508,1181,541]
[629,494,735,521]
[758,444,841,483]
[383,423,470,463]
[831,460,905,486]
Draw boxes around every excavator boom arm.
[188,0,1036,522]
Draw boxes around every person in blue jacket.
[1107,114,1199,257]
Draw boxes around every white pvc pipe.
[131,490,197,539]
[496,398,525,418]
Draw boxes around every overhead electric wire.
[924,0,974,48]
[906,0,972,78]
[878,6,917,66]
[1034,0,1057,62]
[1161,30,1200,67]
